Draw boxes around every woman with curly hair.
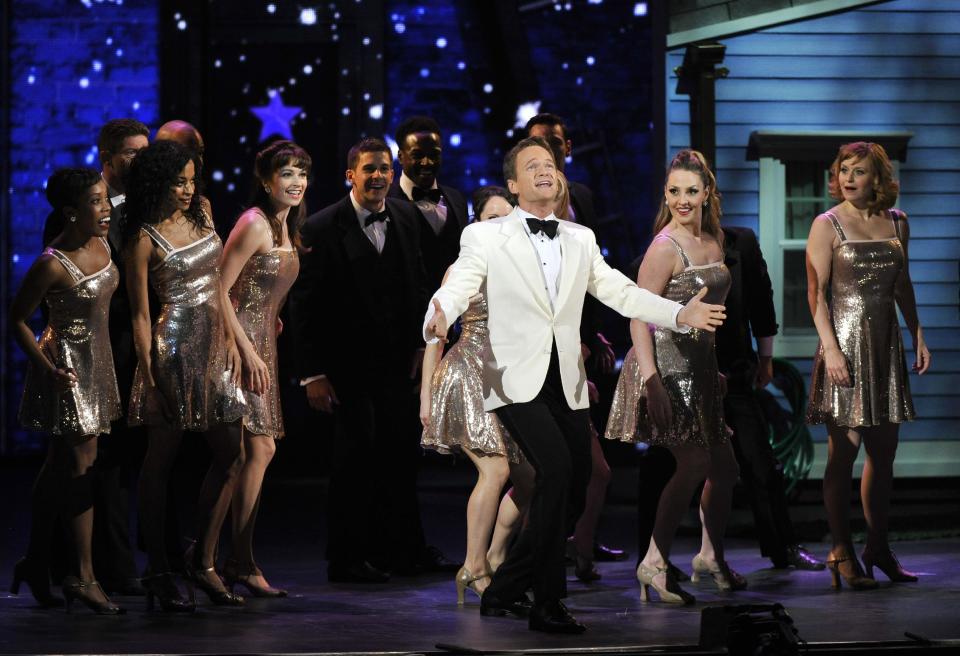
[607,150,739,605]
[217,140,309,597]
[9,168,124,614]
[123,140,246,611]
[805,142,929,590]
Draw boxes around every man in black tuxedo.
[634,227,824,573]
[289,138,434,582]
[387,115,468,293]
[43,118,150,594]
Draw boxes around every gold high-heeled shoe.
[690,554,748,592]
[636,562,695,605]
[455,566,490,606]
[861,548,917,583]
[826,555,878,590]
[62,577,125,615]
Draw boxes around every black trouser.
[724,387,796,564]
[326,366,424,570]
[635,445,676,567]
[486,347,592,606]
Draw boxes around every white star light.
[250,91,302,142]
[300,8,317,25]
[514,100,542,128]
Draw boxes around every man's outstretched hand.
[677,287,726,332]
[425,298,449,341]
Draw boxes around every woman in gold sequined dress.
[420,186,534,604]
[10,169,123,614]
[606,151,740,605]
[218,141,308,597]
[123,141,247,611]
[806,142,930,590]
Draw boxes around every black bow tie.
[526,217,559,239]
[412,187,443,203]
[364,210,389,227]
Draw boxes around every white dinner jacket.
[427,208,685,411]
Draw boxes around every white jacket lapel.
[501,217,553,316]
[555,225,581,312]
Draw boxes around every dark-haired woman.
[218,141,308,597]
[806,142,929,590]
[10,168,123,614]
[123,140,246,611]
[607,150,738,605]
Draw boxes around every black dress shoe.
[786,545,826,571]
[529,600,586,634]
[480,592,533,618]
[418,545,461,574]
[101,577,146,596]
[327,561,390,583]
[593,542,628,562]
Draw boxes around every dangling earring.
[68,215,77,223]
[703,200,709,209]
[264,186,271,194]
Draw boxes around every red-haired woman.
[806,142,929,590]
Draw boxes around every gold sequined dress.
[128,224,246,430]
[606,235,731,448]
[421,292,521,462]
[230,248,299,439]
[806,211,915,427]
[20,238,121,435]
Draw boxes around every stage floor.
[1,464,958,654]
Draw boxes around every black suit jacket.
[716,226,779,384]
[387,180,467,292]
[568,180,600,235]
[289,194,429,386]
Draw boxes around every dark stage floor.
[1,461,959,655]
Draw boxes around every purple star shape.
[250,92,301,142]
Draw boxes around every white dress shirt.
[517,209,563,310]
[350,190,389,253]
[400,172,447,235]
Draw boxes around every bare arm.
[200,200,242,388]
[419,267,453,425]
[127,231,157,387]
[220,209,273,393]
[806,215,850,386]
[8,255,77,387]
[892,213,930,374]
[631,239,680,379]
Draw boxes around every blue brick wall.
[5,0,158,452]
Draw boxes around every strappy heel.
[861,548,918,583]
[222,558,287,598]
[183,543,244,607]
[62,577,124,615]
[455,566,491,606]
[690,554,748,592]
[636,562,695,605]
[142,570,195,613]
[826,554,878,591]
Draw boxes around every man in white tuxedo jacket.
[424,137,724,633]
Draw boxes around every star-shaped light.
[250,90,301,142]
[514,100,542,128]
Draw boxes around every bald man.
[155,119,204,163]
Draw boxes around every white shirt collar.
[399,172,439,200]
[514,206,559,235]
[349,188,386,223]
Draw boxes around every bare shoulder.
[235,208,272,237]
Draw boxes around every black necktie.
[412,187,443,203]
[364,210,388,227]
[526,217,559,239]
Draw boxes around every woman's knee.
[247,434,277,466]
[476,454,510,488]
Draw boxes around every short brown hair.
[828,141,899,214]
[503,136,554,184]
[97,118,149,161]
[347,137,391,170]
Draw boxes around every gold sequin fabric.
[606,237,731,448]
[421,292,522,463]
[19,240,122,436]
[128,225,246,431]
[806,212,915,427]
[230,249,299,438]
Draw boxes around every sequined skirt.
[19,330,121,436]
[806,314,915,428]
[605,347,727,448]
[128,301,246,431]
[421,331,521,463]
